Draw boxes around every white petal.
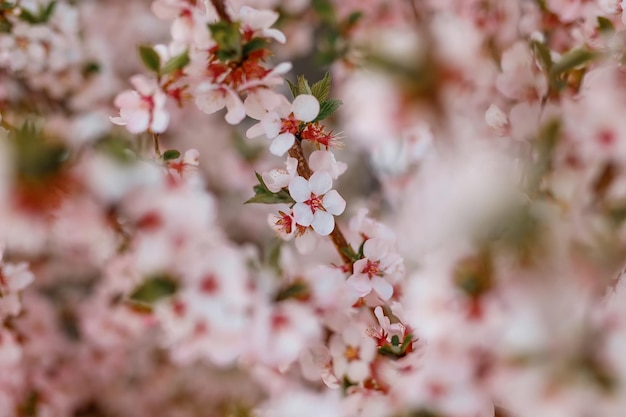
[308,171,332,195]
[293,94,320,122]
[239,6,278,30]
[269,133,295,156]
[288,176,311,202]
[246,122,265,138]
[347,361,370,383]
[126,111,150,134]
[262,169,291,193]
[150,109,170,133]
[311,210,334,236]
[346,273,372,295]
[261,113,282,138]
[371,276,393,300]
[224,89,246,124]
[322,190,346,215]
[363,238,389,261]
[293,202,314,226]
[195,89,226,114]
[263,28,286,44]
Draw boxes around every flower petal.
[312,210,334,236]
[224,89,246,124]
[269,132,295,156]
[293,202,314,227]
[289,176,311,202]
[371,276,393,300]
[346,273,372,296]
[293,94,320,122]
[322,190,346,216]
[363,238,389,261]
[308,170,332,195]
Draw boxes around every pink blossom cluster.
[2,0,626,416]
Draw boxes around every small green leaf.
[163,149,181,161]
[312,0,335,23]
[313,98,342,122]
[161,50,190,75]
[209,21,242,62]
[129,275,178,304]
[245,172,295,205]
[531,40,552,72]
[297,74,312,95]
[138,45,161,73]
[18,8,39,23]
[242,38,268,57]
[597,16,615,37]
[346,11,362,26]
[310,72,332,102]
[275,281,310,302]
[82,61,101,75]
[550,48,598,77]
[41,1,56,21]
[286,80,299,98]
[391,335,400,346]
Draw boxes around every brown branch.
[209,0,231,22]
[152,132,162,157]
[289,139,354,267]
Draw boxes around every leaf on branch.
[209,21,242,62]
[242,38,268,58]
[286,79,299,98]
[530,40,552,72]
[297,74,312,95]
[244,172,295,204]
[161,50,190,75]
[129,274,178,304]
[550,48,598,77]
[138,45,161,73]
[162,149,181,161]
[310,72,332,102]
[313,98,342,122]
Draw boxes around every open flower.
[247,94,320,156]
[288,171,346,236]
[329,325,378,383]
[110,75,169,134]
[195,83,246,125]
[346,238,402,300]
[238,6,286,43]
[262,157,298,193]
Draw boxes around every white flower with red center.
[367,306,408,347]
[346,238,402,301]
[267,210,298,241]
[247,94,320,156]
[111,75,170,134]
[288,171,346,236]
[329,325,378,383]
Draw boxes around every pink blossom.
[346,238,402,300]
[288,171,346,236]
[111,75,170,134]
[329,325,378,383]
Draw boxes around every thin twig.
[209,0,231,22]
[152,132,162,157]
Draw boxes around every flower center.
[275,211,293,234]
[362,260,382,278]
[304,193,324,213]
[344,345,361,362]
[280,115,299,135]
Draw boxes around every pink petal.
[246,122,265,138]
[363,238,389,261]
[239,6,278,30]
[289,176,311,202]
[150,109,170,133]
[125,111,150,134]
[263,28,286,44]
[114,90,140,109]
[371,276,393,300]
[347,361,370,382]
[224,89,246,124]
[293,94,320,122]
[269,132,295,156]
[322,190,345,216]
[195,89,226,114]
[308,171,332,195]
[346,273,372,296]
[295,230,317,254]
[261,112,282,138]
[293,202,314,227]
[311,210,334,236]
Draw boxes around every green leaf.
[275,281,310,302]
[41,1,56,21]
[244,172,295,205]
[391,335,400,346]
[310,72,332,102]
[242,38,268,57]
[313,98,342,122]
[597,16,615,37]
[138,45,161,73]
[346,11,363,26]
[208,21,242,62]
[550,48,598,77]
[286,79,299,98]
[161,50,190,75]
[531,40,552,72]
[129,275,178,304]
[312,0,335,24]
[297,74,312,95]
[163,149,181,161]
[82,61,101,75]
[18,8,39,23]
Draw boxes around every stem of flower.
[152,132,162,157]
[289,139,354,267]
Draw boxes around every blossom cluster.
[2,0,626,417]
